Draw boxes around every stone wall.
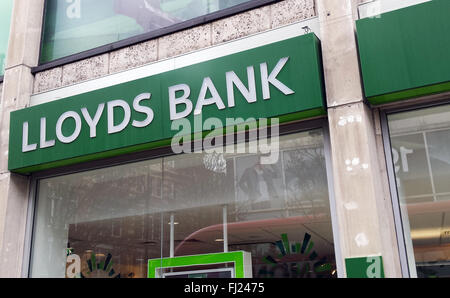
[33,0,316,94]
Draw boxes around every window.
[29,129,337,278]
[387,103,450,277]
[40,0,254,64]
[0,0,13,77]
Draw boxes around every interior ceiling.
[68,211,334,259]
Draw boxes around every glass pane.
[388,104,450,277]
[390,133,432,200]
[40,0,253,63]
[426,129,450,193]
[162,152,235,257]
[30,159,164,278]
[0,0,13,76]
[228,131,335,278]
[30,129,337,278]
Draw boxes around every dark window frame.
[32,0,282,74]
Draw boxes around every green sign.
[147,251,252,278]
[9,33,325,174]
[345,256,384,278]
[356,0,450,105]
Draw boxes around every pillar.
[0,0,45,277]
[317,0,402,277]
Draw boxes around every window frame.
[21,117,344,278]
[32,0,282,74]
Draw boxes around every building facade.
[0,0,449,278]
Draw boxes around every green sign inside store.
[147,251,252,278]
[9,33,325,174]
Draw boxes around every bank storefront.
[10,32,340,278]
[5,0,450,279]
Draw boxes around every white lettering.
[107,100,131,134]
[40,117,55,149]
[56,111,82,144]
[226,66,256,107]
[22,122,37,153]
[260,57,295,100]
[169,84,193,120]
[81,103,105,138]
[132,93,154,128]
[194,77,225,115]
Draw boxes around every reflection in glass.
[30,130,336,278]
[388,104,450,277]
[40,0,252,63]
[0,0,13,76]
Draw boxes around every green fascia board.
[147,251,248,278]
[356,0,450,104]
[11,107,325,174]
[9,33,326,174]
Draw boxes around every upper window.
[40,0,253,64]
[0,0,13,77]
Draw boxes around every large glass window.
[29,129,337,278]
[0,0,13,76]
[387,103,450,277]
[40,0,253,63]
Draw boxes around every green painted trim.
[13,108,325,174]
[368,80,450,105]
[13,138,173,174]
[147,251,247,278]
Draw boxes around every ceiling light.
[410,228,441,240]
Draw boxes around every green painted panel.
[147,251,248,278]
[345,256,385,278]
[9,33,326,173]
[356,0,450,104]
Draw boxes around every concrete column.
[317,0,402,277]
[0,0,45,277]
